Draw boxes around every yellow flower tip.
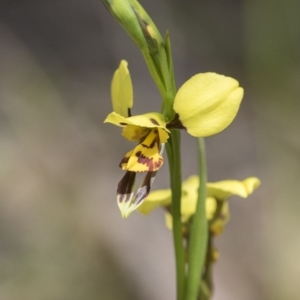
[243,177,261,197]
[104,111,128,126]
[173,72,244,137]
[117,193,134,219]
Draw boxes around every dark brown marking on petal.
[118,194,131,204]
[135,151,142,157]
[135,152,163,172]
[119,155,130,168]
[119,122,128,126]
[166,113,186,130]
[141,134,159,149]
[141,140,155,149]
[150,118,159,125]
[117,171,136,199]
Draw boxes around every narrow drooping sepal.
[117,171,136,218]
[116,144,165,218]
[124,171,155,217]
[117,171,157,218]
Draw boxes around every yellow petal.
[127,112,167,127]
[173,73,244,137]
[138,189,172,215]
[165,196,220,229]
[123,113,169,142]
[206,197,218,220]
[157,128,169,144]
[104,112,169,142]
[182,175,199,193]
[104,111,130,127]
[111,60,133,117]
[207,177,261,199]
[120,129,163,172]
[122,125,150,141]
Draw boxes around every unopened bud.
[102,0,163,55]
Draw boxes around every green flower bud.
[102,0,163,55]
[102,0,175,115]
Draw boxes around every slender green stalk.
[166,130,186,300]
[185,138,208,300]
[199,235,213,300]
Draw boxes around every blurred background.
[0,0,299,299]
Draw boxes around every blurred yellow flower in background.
[138,175,260,234]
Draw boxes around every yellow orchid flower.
[104,60,170,218]
[105,60,245,218]
[138,175,260,235]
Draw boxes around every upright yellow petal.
[173,73,244,137]
[111,60,133,117]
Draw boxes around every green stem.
[198,235,213,300]
[166,130,186,300]
[186,138,208,300]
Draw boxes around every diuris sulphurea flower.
[104,60,169,218]
[105,60,244,218]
